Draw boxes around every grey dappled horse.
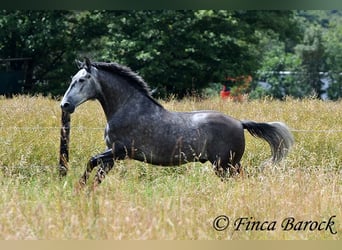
[61,58,294,187]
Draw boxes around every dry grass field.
[0,95,341,239]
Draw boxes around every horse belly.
[133,129,207,166]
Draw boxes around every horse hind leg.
[211,151,244,180]
[213,161,244,181]
[212,157,230,181]
[229,162,244,177]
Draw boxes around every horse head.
[61,58,100,113]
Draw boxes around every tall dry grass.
[0,95,341,239]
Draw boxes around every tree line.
[0,10,341,99]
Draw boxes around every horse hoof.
[74,180,87,193]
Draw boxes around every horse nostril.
[62,102,70,108]
[61,101,75,113]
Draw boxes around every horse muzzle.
[60,101,76,114]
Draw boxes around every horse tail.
[242,121,294,163]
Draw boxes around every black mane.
[91,61,153,97]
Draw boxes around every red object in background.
[220,75,252,100]
[220,85,231,99]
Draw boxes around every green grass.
[0,95,341,239]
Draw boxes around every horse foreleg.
[93,155,115,188]
[78,157,98,188]
[93,142,129,188]
[78,149,114,188]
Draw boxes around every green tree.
[294,10,342,100]
[250,32,305,99]
[97,10,246,97]
[0,10,302,98]
[96,10,300,98]
[0,10,108,95]
[324,18,342,100]
[295,26,326,99]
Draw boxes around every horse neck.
[95,72,160,120]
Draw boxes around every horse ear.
[75,59,83,69]
[84,57,91,73]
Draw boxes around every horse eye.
[79,79,85,83]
